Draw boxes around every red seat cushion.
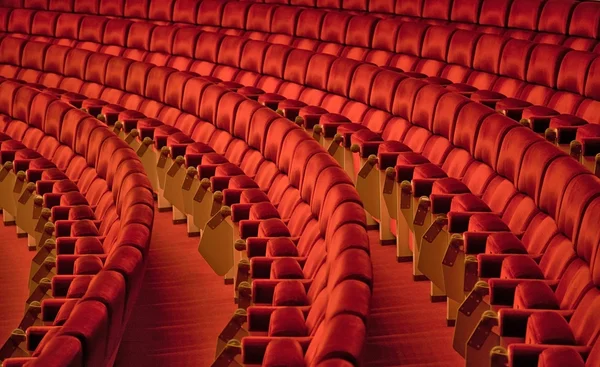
[249,202,281,220]
[42,168,68,181]
[500,256,545,279]
[272,281,308,306]
[53,180,79,193]
[425,76,452,85]
[29,158,55,170]
[350,128,381,144]
[526,311,575,345]
[228,175,259,189]
[74,237,104,255]
[576,123,600,140]
[522,106,559,120]
[136,117,163,129]
[237,86,264,97]
[60,192,88,206]
[263,339,305,367]
[550,115,588,128]
[396,152,429,165]
[186,142,213,154]
[68,206,95,220]
[268,308,308,337]
[485,233,527,254]
[240,189,270,204]
[538,347,585,367]
[73,256,103,275]
[271,258,304,279]
[201,153,229,165]
[278,99,307,110]
[431,178,470,195]
[257,93,286,105]
[65,276,93,298]
[266,238,298,257]
[71,220,99,237]
[514,281,560,310]
[446,83,478,95]
[215,163,244,177]
[450,194,490,212]
[259,219,291,237]
[468,214,509,232]
[377,141,411,154]
[471,90,506,104]
[496,98,533,110]
[413,164,447,179]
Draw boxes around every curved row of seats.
[1,14,598,135]
[182,0,600,53]
[2,0,600,52]
[0,24,598,177]
[0,79,154,367]
[0,45,373,365]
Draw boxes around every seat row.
[0,25,598,174]
[0,46,374,365]
[3,0,600,51]
[0,79,154,367]
[194,0,600,53]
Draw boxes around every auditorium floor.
[113,208,462,366]
[114,209,235,366]
[0,215,33,343]
[364,230,462,366]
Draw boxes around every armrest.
[477,254,542,279]
[26,326,58,352]
[430,194,456,215]
[508,344,589,367]
[42,193,63,209]
[50,275,78,297]
[581,137,600,157]
[54,220,101,237]
[138,126,155,140]
[412,178,438,198]
[247,306,311,332]
[555,126,578,145]
[154,135,168,149]
[26,169,45,183]
[498,308,573,338]
[211,176,232,193]
[231,203,252,222]
[12,159,31,172]
[489,278,558,306]
[239,220,261,239]
[242,336,312,365]
[447,211,501,234]
[55,238,77,255]
[356,141,383,158]
[395,164,419,183]
[40,298,72,322]
[252,279,312,304]
[56,254,107,275]
[36,180,56,195]
[377,152,402,170]
[198,164,218,180]
[319,122,347,138]
[250,257,307,279]
[463,232,493,254]
[0,150,16,164]
[185,153,205,169]
[169,143,189,159]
